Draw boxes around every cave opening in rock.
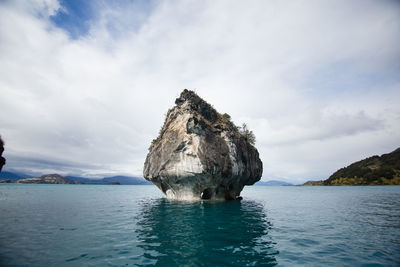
[200,188,213,199]
[160,182,168,194]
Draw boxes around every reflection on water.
[136,199,278,266]
[2,186,398,265]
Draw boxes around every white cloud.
[241,111,383,146]
[7,0,62,17]
[0,0,399,183]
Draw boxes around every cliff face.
[143,89,263,200]
[0,136,5,172]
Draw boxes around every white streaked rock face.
[223,133,240,176]
[143,89,262,200]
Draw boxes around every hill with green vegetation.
[302,180,324,186]
[323,148,400,185]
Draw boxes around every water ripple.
[0,184,399,266]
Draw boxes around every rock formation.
[0,136,5,172]
[143,89,263,200]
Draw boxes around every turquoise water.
[0,185,399,266]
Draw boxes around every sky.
[0,0,399,184]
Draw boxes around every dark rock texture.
[143,89,263,200]
[0,136,5,172]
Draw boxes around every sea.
[0,184,399,266]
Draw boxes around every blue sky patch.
[50,0,157,39]
[50,0,94,39]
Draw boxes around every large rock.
[0,136,5,172]
[143,89,263,200]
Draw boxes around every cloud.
[6,0,62,17]
[0,0,399,183]
[243,111,384,146]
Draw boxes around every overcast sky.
[0,0,399,183]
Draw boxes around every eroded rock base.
[151,175,244,201]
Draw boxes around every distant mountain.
[0,171,32,181]
[0,171,151,185]
[304,148,400,186]
[67,175,151,185]
[255,180,293,186]
[17,174,80,184]
[65,176,104,184]
[102,176,151,185]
